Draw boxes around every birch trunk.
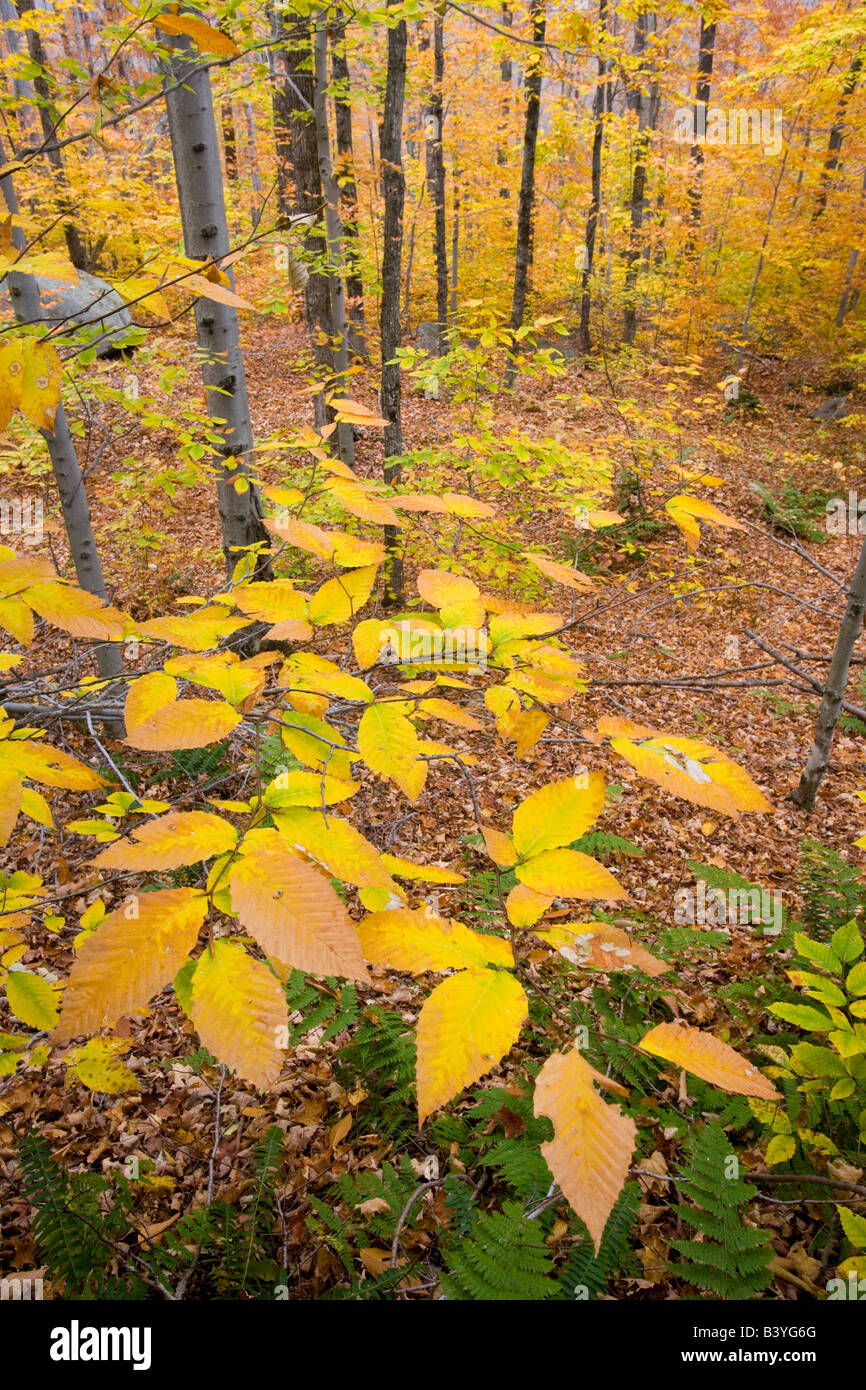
[162,33,272,582]
[0,153,122,683]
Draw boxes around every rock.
[529,333,579,363]
[809,395,850,424]
[0,270,137,357]
[413,320,442,355]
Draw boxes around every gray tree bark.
[14,0,87,270]
[790,535,866,810]
[313,16,354,469]
[686,16,716,257]
[578,0,608,355]
[379,6,407,606]
[505,0,545,387]
[162,33,272,582]
[425,10,448,353]
[331,9,367,357]
[0,152,122,683]
[622,6,659,346]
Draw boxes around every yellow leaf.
[92,811,237,870]
[358,907,512,973]
[280,713,355,778]
[264,770,359,809]
[639,1022,781,1099]
[0,762,21,846]
[230,841,370,983]
[379,854,464,884]
[328,532,386,568]
[54,888,207,1041]
[123,699,241,751]
[327,397,389,426]
[505,883,553,927]
[232,579,308,624]
[65,1037,137,1094]
[20,784,53,829]
[416,567,485,627]
[0,596,34,645]
[272,810,395,890]
[19,341,62,431]
[328,479,401,526]
[0,738,103,790]
[523,552,593,591]
[516,849,628,901]
[666,495,746,551]
[352,616,390,669]
[309,565,378,626]
[125,672,177,732]
[24,582,127,640]
[183,272,254,310]
[512,771,605,858]
[500,708,550,757]
[389,492,450,514]
[441,493,497,518]
[534,1048,637,1251]
[281,652,373,705]
[190,940,287,1089]
[609,734,771,817]
[358,702,422,800]
[6,968,59,1029]
[481,825,519,868]
[417,698,484,731]
[416,968,527,1121]
[267,515,334,559]
[138,606,247,651]
[152,11,239,55]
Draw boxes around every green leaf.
[6,970,59,1030]
[839,1206,866,1249]
[769,1002,832,1031]
[831,919,864,965]
[765,1133,796,1165]
[789,1043,846,1077]
[847,961,866,997]
[793,932,842,975]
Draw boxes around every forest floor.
[1,305,864,1298]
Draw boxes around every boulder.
[413,320,442,355]
[0,270,137,357]
[809,395,850,424]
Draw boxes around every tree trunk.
[450,170,460,326]
[313,16,354,469]
[0,151,122,684]
[331,10,367,358]
[222,101,237,180]
[836,168,866,326]
[425,11,448,352]
[380,7,407,606]
[790,535,866,811]
[578,0,608,355]
[1,0,34,143]
[686,16,716,256]
[622,6,659,346]
[15,0,87,270]
[814,55,862,220]
[270,9,335,430]
[162,34,272,583]
[505,0,545,387]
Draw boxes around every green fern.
[340,1006,416,1093]
[559,1180,640,1299]
[18,1132,108,1292]
[285,971,358,1045]
[332,1158,420,1242]
[669,1121,773,1299]
[571,831,644,861]
[440,1201,557,1300]
[798,839,866,939]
